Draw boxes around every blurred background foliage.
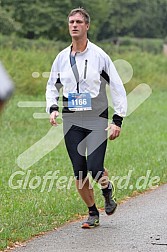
[0,0,167,96]
[0,0,167,41]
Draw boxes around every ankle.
[88,204,99,216]
[102,181,112,195]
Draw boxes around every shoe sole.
[81,222,100,229]
[106,203,117,215]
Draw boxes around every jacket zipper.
[84,59,88,79]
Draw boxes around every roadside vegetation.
[0,35,166,250]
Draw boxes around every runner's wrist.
[112,114,123,128]
[50,105,59,114]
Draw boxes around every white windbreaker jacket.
[46,40,127,119]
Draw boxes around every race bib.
[68,93,92,111]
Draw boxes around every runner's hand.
[105,124,121,140]
[50,111,59,126]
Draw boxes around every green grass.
[0,43,167,250]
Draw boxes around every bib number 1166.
[68,93,92,111]
[72,98,87,106]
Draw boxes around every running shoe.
[103,181,117,215]
[81,213,99,228]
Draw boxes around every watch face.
[0,62,14,101]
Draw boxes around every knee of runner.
[74,170,87,180]
[89,169,104,181]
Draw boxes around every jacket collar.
[69,39,90,55]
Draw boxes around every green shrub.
[98,37,163,54]
[0,7,20,35]
[118,37,163,54]
[0,34,68,51]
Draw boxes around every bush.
[0,7,20,35]
[118,37,163,54]
[0,34,68,51]
[98,37,163,54]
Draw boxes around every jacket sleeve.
[0,61,14,101]
[105,55,127,119]
[46,57,60,114]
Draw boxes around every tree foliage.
[0,4,20,35]
[0,0,167,40]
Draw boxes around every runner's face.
[68,13,89,39]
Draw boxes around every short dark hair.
[68,7,90,24]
